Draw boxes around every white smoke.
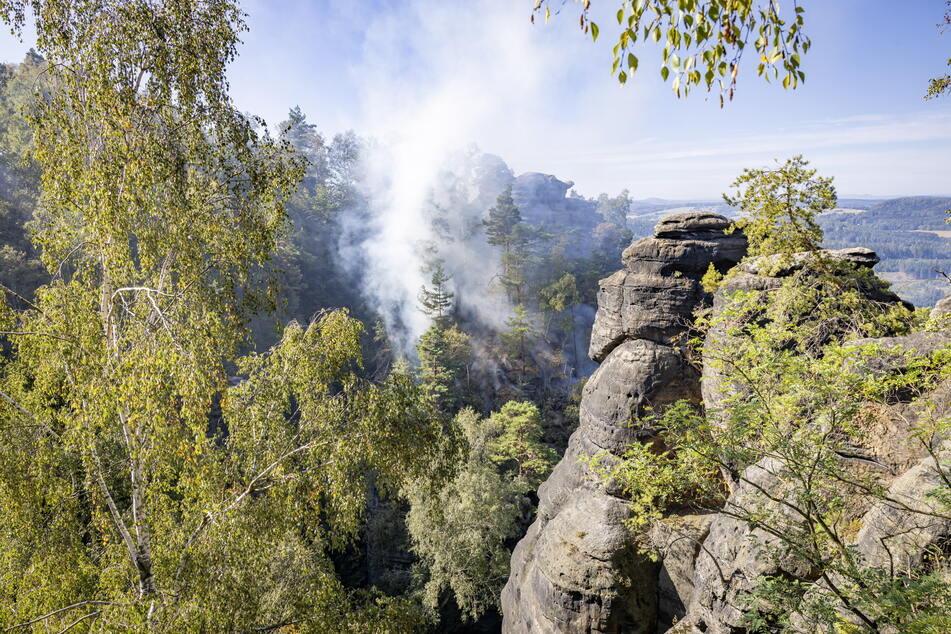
[339,1,582,353]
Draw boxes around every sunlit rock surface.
[502,212,745,633]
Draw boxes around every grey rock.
[649,514,715,630]
[504,212,745,633]
[933,292,951,319]
[654,212,732,239]
[579,339,701,453]
[588,270,704,362]
[504,340,704,633]
[680,458,817,633]
[845,331,951,377]
[737,247,880,277]
[856,440,951,574]
[590,213,746,361]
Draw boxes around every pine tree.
[418,260,454,320]
[484,184,531,303]
[724,155,836,259]
[416,321,471,413]
[500,304,538,387]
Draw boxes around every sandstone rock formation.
[589,212,747,362]
[677,251,951,634]
[504,223,951,634]
[502,212,747,633]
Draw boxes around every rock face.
[676,253,951,634]
[502,212,746,633]
[504,222,951,634]
[589,214,747,362]
[512,172,601,254]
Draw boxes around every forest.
[0,1,949,633]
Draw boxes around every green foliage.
[597,255,951,631]
[500,303,539,386]
[418,259,455,319]
[486,401,558,488]
[405,403,555,620]
[0,52,44,300]
[724,155,835,261]
[416,320,472,413]
[483,184,533,303]
[925,2,950,99]
[533,0,811,104]
[586,401,723,539]
[0,1,441,630]
[596,189,632,226]
[701,261,723,292]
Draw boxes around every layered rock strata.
[505,231,951,634]
[502,212,747,633]
[676,251,951,633]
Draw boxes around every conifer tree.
[724,155,836,259]
[484,184,531,303]
[418,260,455,320]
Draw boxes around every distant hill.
[819,196,950,307]
[859,196,951,229]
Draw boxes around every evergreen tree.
[724,155,836,260]
[418,260,455,320]
[484,184,531,303]
[500,304,538,387]
[416,320,471,413]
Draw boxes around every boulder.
[932,292,951,319]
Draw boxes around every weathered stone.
[590,212,746,361]
[653,212,732,239]
[579,339,700,452]
[589,270,703,362]
[504,213,746,633]
[932,292,951,319]
[621,236,748,277]
[503,339,704,632]
[680,458,818,633]
[856,439,951,573]
[650,514,715,630]
[845,331,951,377]
[737,247,880,277]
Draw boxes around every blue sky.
[0,0,949,199]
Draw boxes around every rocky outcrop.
[933,291,951,320]
[502,212,746,633]
[589,213,747,362]
[511,172,601,254]
[676,253,951,634]
[505,221,951,633]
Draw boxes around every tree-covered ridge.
[819,196,951,307]
[0,14,624,632]
[0,2,946,632]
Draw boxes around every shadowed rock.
[503,212,745,634]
